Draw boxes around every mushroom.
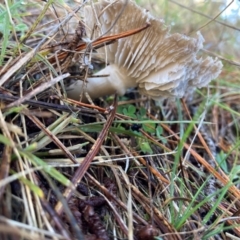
[66,0,222,101]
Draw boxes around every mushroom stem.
[66,64,136,101]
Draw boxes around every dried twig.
[55,95,118,215]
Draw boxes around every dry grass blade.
[0,94,102,114]
[132,151,170,184]
[0,50,35,86]
[6,73,70,108]
[66,98,109,113]
[195,0,235,32]
[103,195,129,237]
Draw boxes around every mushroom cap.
[84,0,222,99]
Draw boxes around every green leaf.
[156,126,167,144]
[138,107,147,118]
[3,106,26,116]
[216,151,228,173]
[156,125,163,138]
[142,123,155,134]
[128,105,136,115]
[15,23,28,35]
[122,104,137,118]
[138,139,153,154]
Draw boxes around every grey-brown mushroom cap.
[81,0,222,100]
[138,55,223,99]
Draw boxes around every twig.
[55,94,118,215]
[0,94,105,115]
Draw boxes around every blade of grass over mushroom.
[48,23,150,63]
[202,49,240,68]
[47,24,149,73]
[55,95,117,215]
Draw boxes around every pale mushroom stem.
[66,65,136,101]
